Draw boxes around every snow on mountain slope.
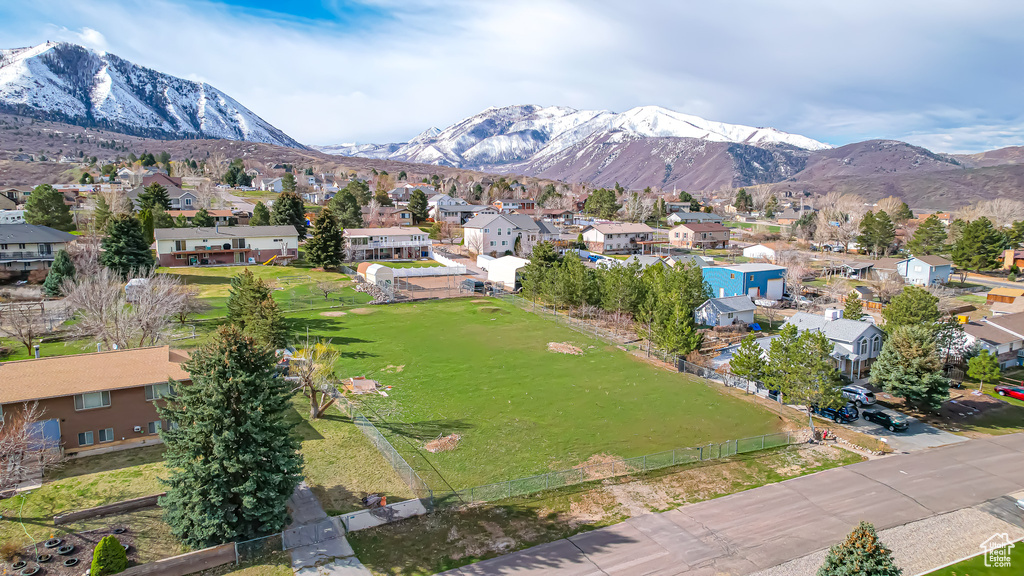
[0,42,302,148]
[318,103,830,173]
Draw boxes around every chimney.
[34,344,40,359]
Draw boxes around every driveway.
[841,405,968,452]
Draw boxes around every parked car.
[813,403,859,423]
[840,385,877,407]
[994,385,1024,401]
[861,409,909,432]
[460,279,486,294]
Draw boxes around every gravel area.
[748,507,1024,576]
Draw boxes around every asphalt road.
[439,433,1024,576]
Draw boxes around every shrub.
[1,540,23,562]
[91,535,128,576]
[27,269,48,284]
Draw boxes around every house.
[154,225,299,266]
[695,295,757,327]
[774,209,806,226]
[896,255,952,286]
[0,209,25,224]
[517,208,575,226]
[823,261,876,280]
[743,244,777,262]
[702,263,786,300]
[142,173,183,188]
[387,184,435,203]
[492,198,537,213]
[487,255,530,289]
[665,201,691,214]
[1,188,31,207]
[667,211,723,225]
[361,205,413,227]
[343,227,433,261]
[669,222,730,250]
[581,223,655,255]
[0,193,17,210]
[621,254,676,270]
[1001,249,1024,270]
[127,185,198,210]
[463,213,560,256]
[963,311,1024,368]
[0,346,190,455]
[0,224,77,274]
[784,311,884,378]
[166,210,236,225]
[432,203,498,225]
[986,287,1024,305]
[258,177,284,193]
[427,194,467,211]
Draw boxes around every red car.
[994,385,1024,401]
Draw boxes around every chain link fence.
[234,533,283,565]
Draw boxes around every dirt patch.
[424,434,462,453]
[349,308,376,315]
[7,526,136,576]
[470,299,490,304]
[573,453,621,480]
[478,306,505,314]
[547,342,583,355]
[381,364,405,374]
[319,310,347,317]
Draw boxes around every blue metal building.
[702,263,786,300]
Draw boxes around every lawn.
[288,298,786,491]
[923,541,1023,575]
[359,261,444,269]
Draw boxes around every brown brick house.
[669,222,730,249]
[0,346,190,456]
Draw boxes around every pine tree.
[174,213,189,227]
[304,208,344,269]
[138,208,155,244]
[137,183,171,211]
[373,189,394,207]
[24,184,74,231]
[638,262,707,355]
[730,334,765,382]
[952,217,1007,272]
[94,194,112,231]
[906,215,948,256]
[43,249,75,297]
[246,296,288,348]
[894,202,913,222]
[153,208,175,228]
[282,172,296,192]
[967,349,1000,392]
[872,211,896,256]
[408,189,429,223]
[819,522,901,576]
[101,213,154,278]
[270,192,308,238]
[91,534,129,576]
[870,325,949,412]
[858,211,879,256]
[226,269,288,347]
[844,292,864,320]
[157,326,302,548]
[881,286,939,330]
[329,191,363,228]
[192,207,216,227]
[251,201,271,226]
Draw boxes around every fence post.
[471,486,474,503]
[508,480,512,499]
[699,446,703,461]
[672,449,676,466]
[643,454,647,472]
[234,542,239,565]
[761,435,765,450]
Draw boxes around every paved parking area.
[842,405,968,452]
[439,433,1024,576]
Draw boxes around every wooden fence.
[54,493,165,525]
[119,544,236,576]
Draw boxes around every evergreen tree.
[226,269,288,347]
[24,184,74,231]
[952,217,1007,272]
[153,208,175,228]
[251,201,271,226]
[157,326,302,548]
[138,208,155,245]
[329,191,363,228]
[373,189,394,207]
[967,349,1000,392]
[906,215,948,256]
[94,194,112,231]
[872,211,896,256]
[43,249,75,297]
[599,260,647,314]
[137,183,171,211]
[881,286,939,330]
[270,192,308,238]
[766,325,843,431]
[763,195,779,219]
[584,188,620,219]
[870,325,949,412]
[304,208,344,269]
[1008,220,1024,247]
[174,213,189,228]
[844,292,864,320]
[858,211,878,254]
[733,188,753,213]
[408,189,429,223]
[100,213,154,278]
[282,172,296,193]
[894,202,913,222]
[818,522,901,576]
[247,296,288,348]
[730,334,765,382]
[637,262,708,355]
[192,207,216,227]
[91,534,129,576]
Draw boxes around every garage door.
[766,278,784,300]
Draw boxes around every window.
[490,241,496,247]
[174,240,186,251]
[184,198,193,206]
[730,273,735,279]
[18,243,26,249]
[148,421,162,434]
[860,339,868,354]
[78,431,94,446]
[74,391,111,410]
[913,265,922,273]
[484,228,490,233]
[501,241,507,246]
[145,383,173,401]
[497,228,501,236]
[872,335,881,353]
[175,254,185,260]
[0,244,6,249]
[98,428,114,443]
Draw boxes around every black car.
[813,403,859,423]
[861,409,909,432]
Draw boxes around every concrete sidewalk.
[440,433,1024,576]
[285,482,369,575]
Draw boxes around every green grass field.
[288,299,785,490]
[360,261,444,269]
[923,541,1023,575]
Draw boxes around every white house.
[487,255,530,288]
[742,244,777,262]
[695,296,757,327]
[427,194,467,211]
[432,204,498,225]
[962,311,1024,369]
[258,177,284,193]
[343,227,433,261]
[126,185,198,210]
[0,210,26,224]
[154,225,299,267]
[784,311,885,378]
[581,223,655,255]
[463,213,559,256]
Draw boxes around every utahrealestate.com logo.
[979,533,1016,568]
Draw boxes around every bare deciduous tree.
[439,221,459,245]
[314,281,342,300]
[0,402,64,492]
[758,301,782,329]
[291,337,341,420]
[0,302,47,355]
[172,285,208,324]
[875,273,905,303]
[623,193,653,223]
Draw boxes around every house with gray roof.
[695,295,757,327]
[0,223,77,275]
[896,255,953,286]
[783,311,884,378]
[126,185,198,210]
[463,213,559,256]
[154,225,299,267]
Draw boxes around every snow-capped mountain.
[0,42,302,148]
[315,104,830,170]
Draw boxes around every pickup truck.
[812,403,859,423]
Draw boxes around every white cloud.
[3,0,1024,152]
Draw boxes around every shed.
[487,256,530,288]
[362,264,393,287]
[477,254,495,270]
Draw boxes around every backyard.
[288,298,787,492]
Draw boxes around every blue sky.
[3,0,1024,152]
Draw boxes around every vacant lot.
[288,298,786,490]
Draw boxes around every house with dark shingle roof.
[0,223,77,274]
[464,213,559,256]
[784,311,884,378]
